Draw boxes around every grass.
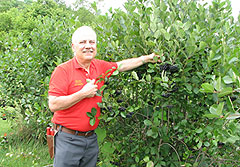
[0,118,12,136]
[0,119,53,167]
[0,140,53,167]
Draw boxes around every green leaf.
[223,76,233,84]
[89,117,96,126]
[204,142,210,147]
[86,112,93,118]
[199,41,207,50]
[197,141,202,149]
[97,102,103,108]
[95,127,106,143]
[150,22,157,32]
[146,74,151,82]
[218,87,232,97]
[226,96,235,113]
[143,156,150,162]
[154,30,161,38]
[135,156,139,163]
[208,50,214,65]
[203,114,220,118]
[146,129,153,137]
[216,102,224,115]
[185,84,192,91]
[201,83,214,93]
[112,70,119,76]
[209,105,218,115]
[183,21,191,31]
[164,31,170,40]
[132,71,139,80]
[215,76,222,91]
[120,112,126,118]
[102,142,114,154]
[160,2,167,11]
[91,107,97,116]
[105,69,112,75]
[226,136,240,144]
[100,85,107,92]
[226,112,240,120]
[196,128,203,134]
[228,57,238,64]
[153,55,158,62]
[144,120,152,126]
[96,90,101,96]
[147,161,154,167]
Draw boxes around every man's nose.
[85,41,91,48]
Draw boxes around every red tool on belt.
[46,127,55,159]
[46,127,54,136]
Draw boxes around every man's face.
[72,31,97,63]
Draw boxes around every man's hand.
[117,53,161,72]
[81,79,98,98]
[48,79,98,112]
[142,53,161,63]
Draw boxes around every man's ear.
[71,43,74,49]
[71,43,75,53]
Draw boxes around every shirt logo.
[75,80,83,86]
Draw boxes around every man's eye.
[90,41,95,44]
[79,41,85,44]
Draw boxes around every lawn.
[0,119,53,167]
[0,118,12,137]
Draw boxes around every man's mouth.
[83,49,94,53]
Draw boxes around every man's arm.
[48,79,98,112]
[117,53,159,72]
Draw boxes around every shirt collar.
[73,56,96,71]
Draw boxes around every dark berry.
[107,106,113,112]
[218,142,225,148]
[230,96,237,101]
[2,117,6,120]
[115,90,122,96]
[148,101,154,105]
[126,114,131,118]
[160,63,170,71]
[117,99,123,103]
[169,86,178,93]
[126,112,134,118]
[169,65,179,73]
[166,105,173,109]
[119,107,126,111]
[161,93,171,98]
[104,81,109,85]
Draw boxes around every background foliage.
[0,0,239,166]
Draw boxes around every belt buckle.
[85,131,91,137]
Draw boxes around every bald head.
[72,26,97,44]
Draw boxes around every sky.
[65,0,239,21]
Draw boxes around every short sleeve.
[98,60,118,77]
[48,66,69,96]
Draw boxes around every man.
[48,26,159,167]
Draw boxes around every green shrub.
[94,0,240,166]
[0,0,96,143]
[0,0,239,166]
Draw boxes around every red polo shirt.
[48,57,117,132]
